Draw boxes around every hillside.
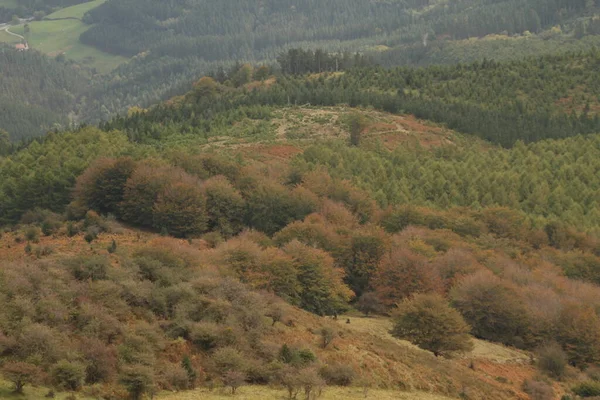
[1,71,600,400]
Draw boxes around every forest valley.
[0,55,600,400]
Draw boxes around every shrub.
[69,255,109,281]
[181,356,198,388]
[391,293,473,357]
[523,379,555,400]
[536,342,568,379]
[572,381,600,397]
[278,345,317,367]
[107,239,118,254]
[51,360,85,391]
[41,217,62,236]
[319,364,356,386]
[84,227,100,243]
[24,226,40,243]
[211,347,248,375]
[160,364,189,391]
[319,326,337,349]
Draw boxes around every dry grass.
[158,386,455,400]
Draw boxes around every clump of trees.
[391,293,473,358]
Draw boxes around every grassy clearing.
[45,0,105,19]
[0,29,19,43]
[157,386,456,400]
[2,0,127,73]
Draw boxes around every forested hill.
[73,0,600,128]
[81,0,597,59]
[5,0,600,141]
[105,50,600,148]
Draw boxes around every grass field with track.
[3,0,127,73]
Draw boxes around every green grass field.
[2,0,127,73]
[0,29,19,44]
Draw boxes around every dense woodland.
[0,45,86,141]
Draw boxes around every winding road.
[0,18,32,48]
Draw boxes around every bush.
[572,381,600,397]
[24,226,40,243]
[523,379,555,400]
[211,347,248,375]
[319,364,356,386]
[319,326,337,349]
[160,364,189,391]
[69,255,109,281]
[537,342,568,379]
[51,360,85,391]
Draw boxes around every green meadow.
[4,0,127,73]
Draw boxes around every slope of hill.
[2,52,600,400]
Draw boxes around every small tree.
[266,304,285,326]
[346,113,366,147]
[108,239,118,254]
[319,326,336,349]
[391,293,473,357]
[223,370,246,394]
[356,292,384,316]
[51,360,85,391]
[119,365,154,400]
[296,368,325,400]
[1,361,43,393]
[181,356,197,388]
